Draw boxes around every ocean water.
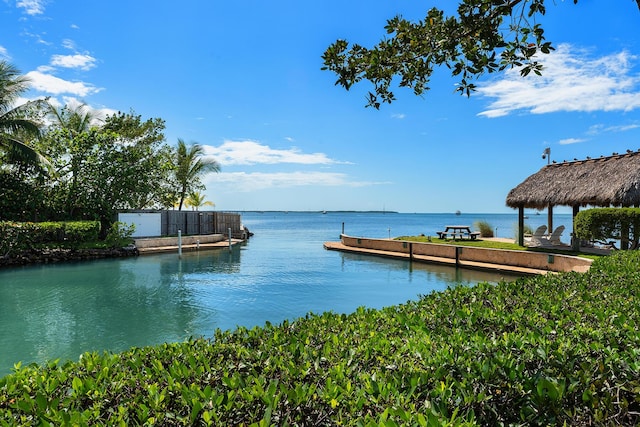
[0,211,568,376]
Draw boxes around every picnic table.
[436,225,481,240]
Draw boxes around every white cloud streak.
[588,123,640,135]
[206,171,386,192]
[51,54,97,71]
[25,70,101,96]
[478,44,640,118]
[16,0,46,15]
[558,138,585,145]
[202,140,350,166]
[62,39,76,50]
[0,46,9,60]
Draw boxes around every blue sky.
[2,1,640,213]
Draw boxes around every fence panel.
[214,212,242,235]
[159,210,241,237]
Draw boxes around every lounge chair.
[524,225,547,247]
[547,225,566,246]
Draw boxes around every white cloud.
[0,46,9,60]
[51,54,96,71]
[36,64,54,73]
[478,44,640,118]
[21,30,51,46]
[16,0,46,15]
[62,39,76,50]
[25,70,101,96]
[202,140,349,166]
[391,113,406,119]
[558,138,585,145]
[588,123,640,135]
[207,171,385,192]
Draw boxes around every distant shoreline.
[232,210,576,215]
[236,210,400,214]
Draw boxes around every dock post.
[228,228,232,251]
[178,229,182,258]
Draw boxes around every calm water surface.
[0,212,569,376]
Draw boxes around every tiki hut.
[506,150,640,247]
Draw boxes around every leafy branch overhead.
[321,0,640,109]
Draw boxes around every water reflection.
[0,243,517,377]
[0,248,244,376]
[338,251,518,287]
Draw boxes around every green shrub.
[62,221,100,244]
[104,221,136,248]
[575,207,640,249]
[0,222,35,256]
[29,222,65,243]
[1,252,640,425]
[473,220,494,237]
[0,221,100,254]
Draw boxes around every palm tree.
[0,60,49,171]
[43,101,101,217]
[46,101,99,136]
[184,190,215,211]
[174,138,220,211]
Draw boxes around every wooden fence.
[161,211,242,237]
[118,210,244,238]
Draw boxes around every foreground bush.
[1,252,640,425]
[0,221,99,256]
[575,207,640,249]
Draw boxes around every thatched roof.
[506,151,640,209]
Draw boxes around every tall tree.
[38,111,174,235]
[0,61,52,221]
[174,139,220,211]
[322,0,640,108]
[99,112,175,211]
[0,60,49,170]
[41,102,102,218]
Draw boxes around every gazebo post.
[547,204,553,234]
[518,205,525,246]
[572,205,580,251]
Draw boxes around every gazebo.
[506,150,640,247]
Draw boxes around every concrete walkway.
[136,239,245,255]
[323,241,564,276]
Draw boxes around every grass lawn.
[395,235,604,260]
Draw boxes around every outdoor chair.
[547,225,566,246]
[524,225,547,247]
